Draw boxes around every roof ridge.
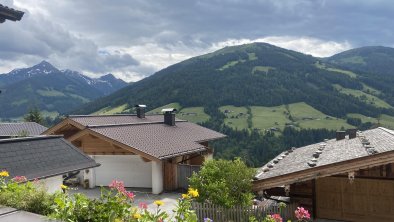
[0,135,62,143]
[69,114,165,117]
[0,122,38,124]
[87,120,188,128]
[378,127,394,135]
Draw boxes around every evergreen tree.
[24,107,44,125]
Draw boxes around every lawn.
[92,104,129,115]
[219,105,249,130]
[315,61,357,78]
[220,102,353,131]
[147,102,182,114]
[178,107,210,123]
[250,105,289,131]
[334,84,392,108]
[289,102,353,130]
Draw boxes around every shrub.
[0,173,55,215]
[189,158,256,208]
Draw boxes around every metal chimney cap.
[135,104,147,108]
[162,108,177,112]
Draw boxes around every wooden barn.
[253,127,394,222]
[44,106,225,194]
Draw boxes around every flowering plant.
[295,207,311,221]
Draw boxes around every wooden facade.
[283,164,394,221]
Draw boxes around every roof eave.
[253,149,394,191]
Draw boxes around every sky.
[1,0,394,82]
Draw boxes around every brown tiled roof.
[68,114,226,159]
[69,114,183,126]
[255,127,394,181]
[0,122,47,137]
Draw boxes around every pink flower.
[124,191,135,200]
[139,202,148,209]
[108,180,126,193]
[295,207,311,221]
[12,176,27,183]
[268,214,283,222]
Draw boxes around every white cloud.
[211,36,352,57]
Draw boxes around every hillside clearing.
[178,107,210,123]
[334,84,391,108]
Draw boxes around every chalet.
[0,122,47,139]
[0,4,24,23]
[0,136,99,193]
[253,127,394,222]
[44,106,226,194]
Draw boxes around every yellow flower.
[154,200,164,206]
[61,184,68,190]
[0,170,9,177]
[133,213,141,219]
[182,193,190,199]
[188,188,199,198]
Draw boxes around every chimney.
[135,104,146,118]
[162,108,177,126]
[347,128,357,139]
[336,131,346,141]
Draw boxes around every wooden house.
[44,106,226,194]
[253,127,394,222]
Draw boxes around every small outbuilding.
[253,127,394,222]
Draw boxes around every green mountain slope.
[74,43,393,121]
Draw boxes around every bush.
[1,170,199,222]
[189,158,256,208]
[0,173,55,215]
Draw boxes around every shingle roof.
[67,114,226,159]
[0,136,99,180]
[255,127,394,181]
[0,4,24,23]
[69,114,183,126]
[0,122,48,137]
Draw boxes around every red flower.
[139,202,148,209]
[124,191,135,200]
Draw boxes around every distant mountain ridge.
[73,43,394,122]
[0,61,128,119]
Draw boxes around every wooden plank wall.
[79,134,133,155]
[163,159,177,191]
[316,176,394,222]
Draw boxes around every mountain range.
[72,43,394,131]
[0,61,128,119]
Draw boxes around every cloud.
[1,0,394,81]
[211,36,352,57]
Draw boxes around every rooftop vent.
[347,128,357,139]
[336,131,346,141]
[135,104,146,118]
[162,108,177,126]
